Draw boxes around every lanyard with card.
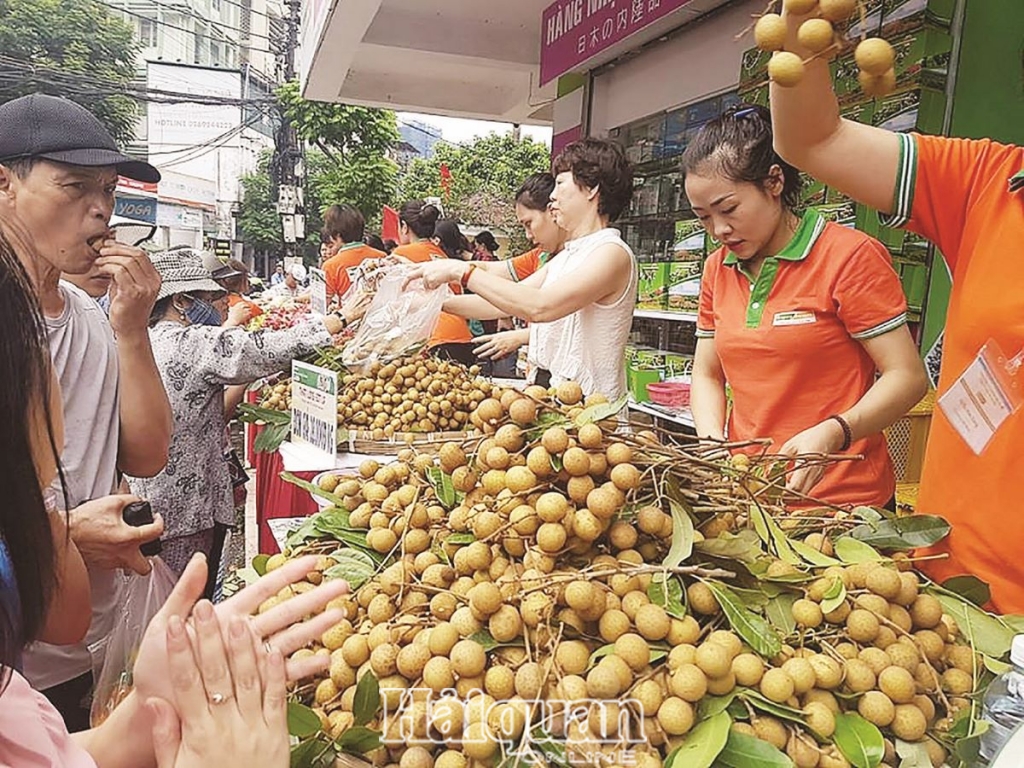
[939,339,1024,455]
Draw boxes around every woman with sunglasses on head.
[684,105,927,508]
[124,248,363,598]
[0,227,350,768]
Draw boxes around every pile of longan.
[267,387,977,768]
[260,354,495,437]
[756,0,897,97]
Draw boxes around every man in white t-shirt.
[0,94,172,730]
[264,262,310,300]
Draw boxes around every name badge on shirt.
[773,310,817,327]
[939,339,1023,455]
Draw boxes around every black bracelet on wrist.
[828,415,853,452]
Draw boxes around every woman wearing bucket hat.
[124,247,357,597]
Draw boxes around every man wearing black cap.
[0,94,172,729]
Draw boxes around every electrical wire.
[93,0,279,54]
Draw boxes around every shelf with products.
[627,398,694,430]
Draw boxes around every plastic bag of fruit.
[341,266,447,372]
[89,557,177,727]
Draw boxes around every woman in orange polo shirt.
[685,105,928,509]
[392,201,475,365]
[770,11,1024,611]
[322,204,386,301]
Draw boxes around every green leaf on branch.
[425,467,458,510]
[927,587,1014,658]
[749,502,800,565]
[281,472,347,508]
[574,395,627,426]
[352,672,380,726]
[335,726,382,754]
[698,692,737,720]
[894,739,931,768]
[694,529,765,564]
[848,515,951,550]
[765,593,798,636]
[324,549,378,589]
[664,500,695,569]
[706,582,782,658]
[941,575,992,607]
[716,729,794,768]
[254,421,291,453]
[252,554,270,576]
[648,575,687,619]
[820,577,848,616]
[445,533,476,545]
[468,629,526,652]
[790,538,840,567]
[664,711,730,768]
[833,713,885,768]
[287,702,323,738]
[740,690,808,727]
[834,537,884,564]
[238,403,293,426]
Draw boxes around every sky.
[399,112,553,148]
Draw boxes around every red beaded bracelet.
[828,414,853,452]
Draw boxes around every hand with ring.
[146,601,289,768]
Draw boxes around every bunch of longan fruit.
[756,0,897,97]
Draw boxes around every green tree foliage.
[237,83,399,258]
[0,0,139,145]
[398,133,551,253]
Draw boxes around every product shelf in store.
[628,397,694,429]
[634,308,698,323]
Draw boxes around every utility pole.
[274,0,304,267]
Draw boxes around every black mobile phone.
[122,500,163,557]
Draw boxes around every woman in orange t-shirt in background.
[684,106,928,509]
[322,204,385,301]
[392,200,475,365]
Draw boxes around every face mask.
[181,295,222,327]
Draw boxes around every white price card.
[290,360,338,465]
[309,267,328,316]
[939,340,1023,455]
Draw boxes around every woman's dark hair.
[382,239,398,254]
[515,173,556,212]
[364,234,386,252]
[552,138,634,221]
[680,104,803,211]
[150,296,174,326]
[323,204,366,244]
[0,228,62,690]
[435,219,470,260]
[400,201,441,240]
[474,231,499,253]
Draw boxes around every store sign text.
[540,0,694,85]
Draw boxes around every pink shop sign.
[540,0,695,85]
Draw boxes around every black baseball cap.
[0,94,160,184]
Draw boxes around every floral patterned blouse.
[126,320,332,540]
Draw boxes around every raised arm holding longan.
[769,1,902,214]
[770,0,1024,613]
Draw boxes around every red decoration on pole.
[381,205,400,242]
[440,163,453,197]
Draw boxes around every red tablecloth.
[254,443,319,555]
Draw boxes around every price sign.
[291,360,338,464]
[310,267,328,316]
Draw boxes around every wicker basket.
[342,430,477,455]
[884,391,935,485]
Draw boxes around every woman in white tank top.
[406,138,637,400]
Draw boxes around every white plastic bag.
[341,266,448,372]
[89,558,177,727]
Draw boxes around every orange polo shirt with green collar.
[323,242,386,299]
[882,133,1024,613]
[697,209,908,508]
[506,247,551,281]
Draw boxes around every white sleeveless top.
[528,228,637,400]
